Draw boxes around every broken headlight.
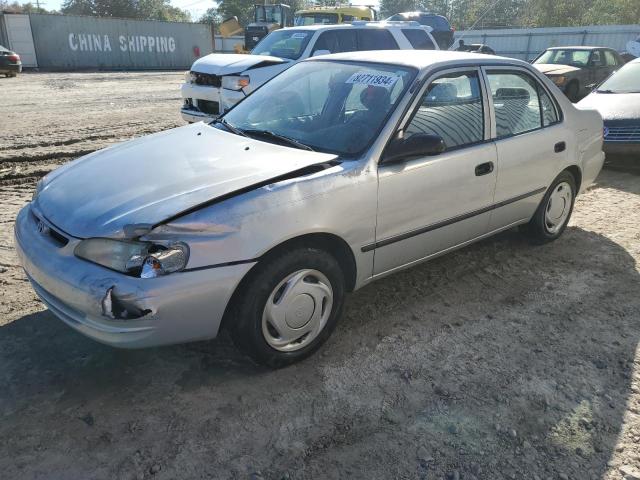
[74,238,189,278]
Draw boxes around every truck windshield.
[219,60,416,157]
[294,13,339,25]
[255,5,282,24]
[252,30,313,60]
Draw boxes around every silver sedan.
[15,50,605,367]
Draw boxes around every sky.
[41,0,379,21]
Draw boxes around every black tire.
[227,247,346,368]
[565,81,580,102]
[524,170,577,244]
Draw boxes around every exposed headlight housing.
[551,75,567,86]
[74,238,189,278]
[222,75,250,90]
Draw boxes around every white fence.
[454,24,640,61]
[214,35,244,53]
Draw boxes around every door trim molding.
[361,186,546,252]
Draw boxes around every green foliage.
[59,0,191,22]
[1,1,50,13]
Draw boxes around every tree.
[1,1,49,13]
[60,0,191,22]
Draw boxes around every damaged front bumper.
[180,82,245,123]
[14,204,255,348]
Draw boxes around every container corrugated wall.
[455,24,640,61]
[29,13,214,70]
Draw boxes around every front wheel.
[228,247,345,368]
[524,171,576,244]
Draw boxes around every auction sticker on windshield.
[292,33,308,39]
[346,72,399,89]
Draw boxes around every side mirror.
[381,133,445,164]
[312,49,331,57]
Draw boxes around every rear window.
[357,29,399,50]
[402,29,435,50]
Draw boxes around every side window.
[405,71,484,150]
[604,50,618,66]
[401,29,436,50]
[539,88,559,126]
[590,50,604,67]
[357,29,399,50]
[487,71,542,138]
[342,15,355,22]
[312,30,357,55]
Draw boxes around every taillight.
[8,54,19,62]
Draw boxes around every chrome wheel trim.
[261,269,333,352]
[545,181,573,234]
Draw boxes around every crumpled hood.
[577,91,640,121]
[190,53,288,76]
[36,123,337,239]
[533,63,581,76]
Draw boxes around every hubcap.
[262,269,333,352]
[545,181,573,234]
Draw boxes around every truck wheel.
[228,247,345,368]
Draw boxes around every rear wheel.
[524,171,576,244]
[228,247,345,368]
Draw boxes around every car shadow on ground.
[1,209,639,478]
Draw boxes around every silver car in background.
[15,51,604,367]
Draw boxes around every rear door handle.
[554,141,566,153]
[475,161,494,176]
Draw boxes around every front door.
[373,68,497,275]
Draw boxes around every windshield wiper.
[211,118,248,137]
[243,129,315,151]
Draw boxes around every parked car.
[578,57,640,163]
[385,12,454,49]
[0,45,21,77]
[17,51,604,367]
[532,46,624,102]
[181,22,438,122]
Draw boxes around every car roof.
[391,11,446,18]
[281,21,432,32]
[306,49,529,70]
[546,46,611,51]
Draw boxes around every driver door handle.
[475,161,494,176]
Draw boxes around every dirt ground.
[1,72,640,480]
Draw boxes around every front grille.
[196,100,219,115]
[30,210,69,247]
[604,124,640,143]
[192,71,221,87]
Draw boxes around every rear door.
[373,68,497,275]
[484,67,566,230]
[356,29,399,50]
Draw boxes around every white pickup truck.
[180,21,438,122]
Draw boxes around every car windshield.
[534,49,591,67]
[294,13,339,25]
[252,30,313,60]
[219,60,416,157]
[597,62,640,93]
